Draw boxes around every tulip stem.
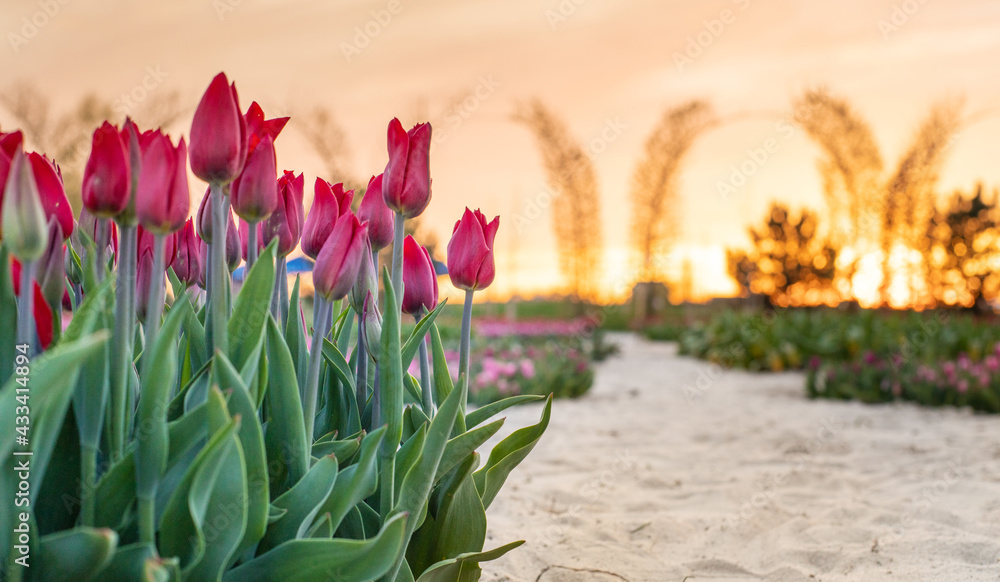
[457,289,474,426]
[270,256,285,328]
[278,258,289,329]
[247,221,258,272]
[111,224,137,459]
[390,212,405,302]
[417,309,434,416]
[144,234,166,361]
[80,444,97,526]
[15,259,37,356]
[208,184,229,356]
[303,296,331,444]
[355,310,368,422]
[94,218,108,282]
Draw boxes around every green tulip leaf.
[265,314,310,494]
[473,396,552,510]
[222,512,408,582]
[414,541,525,582]
[465,395,545,430]
[37,526,117,581]
[257,454,339,555]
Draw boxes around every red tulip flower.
[137,226,176,274]
[447,208,499,291]
[229,102,289,223]
[401,235,438,316]
[189,73,247,186]
[302,178,354,259]
[27,153,73,240]
[357,173,394,251]
[82,122,132,218]
[0,130,24,206]
[261,170,305,257]
[383,118,432,218]
[230,134,278,222]
[313,211,368,302]
[172,219,201,287]
[10,260,53,349]
[136,133,190,234]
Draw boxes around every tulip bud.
[136,134,190,234]
[261,170,304,257]
[302,178,354,259]
[135,246,153,323]
[230,134,278,222]
[137,226,176,274]
[27,153,73,240]
[82,122,132,218]
[357,174,394,251]
[76,208,118,263]
[313,212,368,302]
[349,238,377,315]
[196,187,213,242]
[225,210,241,272]
[2,150,49,261]
[172,219,201,287]
[447,208,499,291]
[362,291,382,362]
[382,118,432,218]
[189,73,247,186]
[37,219,66,310]
[401,235,438,316]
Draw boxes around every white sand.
[480,334,1000,582]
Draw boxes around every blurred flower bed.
[409,317,609,406]
[672,308,1000,412]
[807,347,1000,412]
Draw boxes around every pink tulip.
[447,207,499,291]
[383,118,432,218]
[401,235,437,316]
[82,121,132,218]
[357,173,394,251]
[189,72,247,185]
[313,212,368,301]
[172,219,201,287]
[302,178,354,259]
[261,170,304,257]
[136,133,190,234]
[0,130,24,209]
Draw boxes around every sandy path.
[480,333,1000,582]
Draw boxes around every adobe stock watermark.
[512,117,627,233]
[673,0,751,72]
[717,96,828,201]
[114,65,170,117]
[877,0,931,41]
[7,0,72,54]
[545,0,590,30]
[724,416,840,527]
[213,0,243,21]
[340,0,405,63]
[536,449,637,545]
[432,75,502,148]
[874,461,963,548]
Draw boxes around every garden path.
[483,333,1000,582]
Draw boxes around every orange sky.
[3,0,1000,301]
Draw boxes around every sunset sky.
[3,0,1000,301]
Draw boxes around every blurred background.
[3,0,1000,312]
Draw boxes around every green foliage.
[0,240,549,581]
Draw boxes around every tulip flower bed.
[807,348,1000,412]
[677,308,1000,372]
[406,318,599,407]
[0,72,549,581]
